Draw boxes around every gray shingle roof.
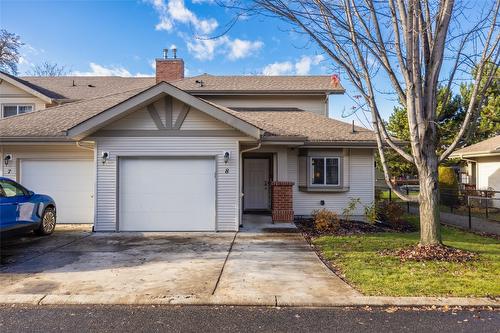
[0,84,374,144]
[19,76,155,101]
[172,74,342,94]
[201,101,375,143]
[0,88,147,138]
[451,135,500,157]
[16,74,341,101]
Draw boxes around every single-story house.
[451,135,500,207]
[0,52,377,232]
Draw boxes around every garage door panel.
[20,160,94,224]
[119,158,215,231]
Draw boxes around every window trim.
[309,156,341,187]
[1,103,35,118]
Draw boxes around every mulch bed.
[295,218,417,239]
[379,244,478,263]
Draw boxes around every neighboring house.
[0,53,376,232]
[451,135,500,207]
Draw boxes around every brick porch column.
[271,181,294,223]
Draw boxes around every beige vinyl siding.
[0,81,47,116]
[105,107,159,130]
[1,144,93,182]
[475,156,500,208]
[288,148,374,216]
[93,137,244,232]
[180,109,233,130]
[202,95,328,116]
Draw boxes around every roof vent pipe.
[352,120,356,133]
[172,47,177,59]
[163,48,168,59]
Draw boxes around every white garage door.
[21,160,94,224]
[119,157,216,231]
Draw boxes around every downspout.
[76,140,96,232]
[239,141,262,228]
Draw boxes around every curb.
[0,294,498,308]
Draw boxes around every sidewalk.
[409,206,500,235]
[0,293,498,307]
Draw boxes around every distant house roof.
[450,135,500,158]
[12,74,340,103]
[0,82,374,145]
[172,74,342,95]
[17,76,155,101]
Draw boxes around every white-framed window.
[1,104,34,118]
[310,157,341,186]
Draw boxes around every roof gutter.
[76,141,94,151]
[450,151,500,159]
[0,137,76,143]
[187,90,345,96]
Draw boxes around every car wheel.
[35,207,57,236]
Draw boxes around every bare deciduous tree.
[28,61,68,76]
[0,29,23,75]
[235,0,499,245]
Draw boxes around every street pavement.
[0,305,498,333]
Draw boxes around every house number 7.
[225,168,229,174]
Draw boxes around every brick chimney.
[156,47,184,83]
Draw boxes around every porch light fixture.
[101,151,110,164]
[4,154,12,166]
[223,151,230,164]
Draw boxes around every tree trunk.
[418,153,442,245]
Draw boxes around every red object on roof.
[331,74,340,88]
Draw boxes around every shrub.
[376,201,405,227]
[342,197,361,222]
[438,166,459,207]
[364,203,378,225]
[312,209,340,232]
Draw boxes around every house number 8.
[225,168,229,174]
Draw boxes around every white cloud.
[72,63,152,77]
[187,37,228,61]
[227,39,264,60]
[263,55,325,75]
[149,0,218,35]
[295,55,324,75]
[262,61,293,75]
[147,0,263,61]
[186,36,262,61]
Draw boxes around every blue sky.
[1,0,405,125]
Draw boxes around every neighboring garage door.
[119,157,216,231]
[20,160,94,224]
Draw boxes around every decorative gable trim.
[67,82,262,140]
[173,104,190,129]
[147,104,166,130]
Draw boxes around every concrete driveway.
[0,221,358,305]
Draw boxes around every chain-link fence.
[375,183,500,234]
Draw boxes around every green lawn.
[377,189,419,202]
[313,217,500,297]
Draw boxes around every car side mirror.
[28,190,34,196]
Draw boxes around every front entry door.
[244,158,270,210]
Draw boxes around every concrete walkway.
[214,230,359,303]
